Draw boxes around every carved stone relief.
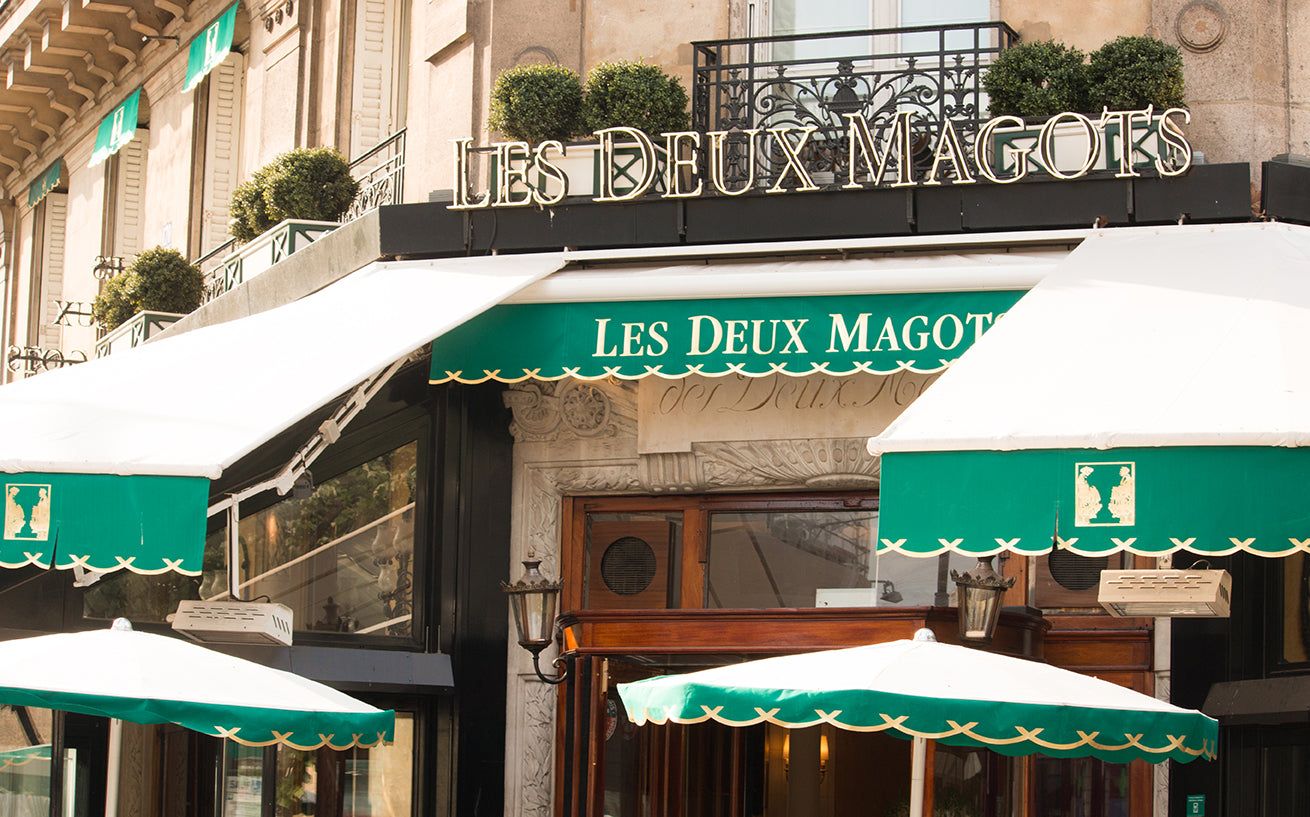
[517,678,557,817]
[504,374,886,817]
[505,380,637,443]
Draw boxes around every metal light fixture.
[1098,567,1232,617]
[951,556,1015,644]
[502,558,570,685]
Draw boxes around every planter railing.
[199,219,339,305]
[94,310,185,358]
[692,22,1018,189]
[344,128,406,222]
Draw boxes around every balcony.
[692,22,1017,189]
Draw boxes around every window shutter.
[113,130,148,259]
[202,54,246,254]
[39,193,67,350]
[350,0,396,157]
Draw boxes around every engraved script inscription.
[638,371,935,454]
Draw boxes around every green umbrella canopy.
[618,629,1214,765]
[0,620,392,750]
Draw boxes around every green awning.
[0,473,208,574]
[878,446,1310,557]
[430,291,1025,383]
[868,223,1310,559]
[183,4,238,92]
[26,162,60,208]
[0,254,563,575]
[88,89,140,167]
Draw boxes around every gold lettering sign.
[450,108,1192,210]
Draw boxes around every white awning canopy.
[868,222,1310,559]
[0,253,564,478]
[0,253,563,573]
[871,222,1310,454]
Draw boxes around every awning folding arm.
[205,354,412,600]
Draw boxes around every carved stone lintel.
[698,438,879,490]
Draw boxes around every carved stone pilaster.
[517,678,557,817]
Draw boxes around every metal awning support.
[206,355,412,600]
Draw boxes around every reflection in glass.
[82,443,417,635]
[930,743,1016,817]
[223,743,265,817]
[223,442,418,637]
[82,565,204,623]
[223,714,413,817]
[1034,756,1133,817]
[705,511,975,609]
[0,706,53,817]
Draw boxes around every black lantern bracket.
[502,558,572,685]
[951,555,1017,644]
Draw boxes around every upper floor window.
[221,440,418,638]
[84,439,420,642]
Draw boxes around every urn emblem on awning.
[1075,462,1136,527]
[4,484,51,541]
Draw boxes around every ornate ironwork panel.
[692,23,1018,188]
[344,128,407,222]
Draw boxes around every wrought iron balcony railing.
[344,127,406,222]
[692,22,1018,188]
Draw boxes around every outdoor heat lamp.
[951,556,1015,644]
[502,558,571,684]
[1098,568,1232,617]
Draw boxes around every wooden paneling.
[560,607,1050,659]
[586,520,674,610]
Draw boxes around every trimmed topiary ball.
[262,147,361,226]
[90,273,138,332]
[1088,36,1186,112]
[92,246,203,332]
[488,63,586,143]
[229,165,276,243]
[983,40,1090,118]
[582,60,689,137]
[229,148,359,243]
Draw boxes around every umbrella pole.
[908,736,927,817]
[104,718,122,817]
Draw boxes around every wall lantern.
[950,556,1016,644]
[501,558,570,685]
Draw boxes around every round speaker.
[1048,549,1108,592]
[600,537,657,596]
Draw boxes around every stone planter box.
[94,310,184,358]
[202,219,339,304]
[491,141,671,201]
[989,114,1174,178]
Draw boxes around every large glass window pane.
[222,743,265,817]
[0,707,53,817]
[82,568,205,624]
[224,714,413,817]
[340,714,413,817]
[771,0,874,64]
[932,743,1016,817]
[236,442,418,637]
[1033,756,1132,817]
[705,510,975,609]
